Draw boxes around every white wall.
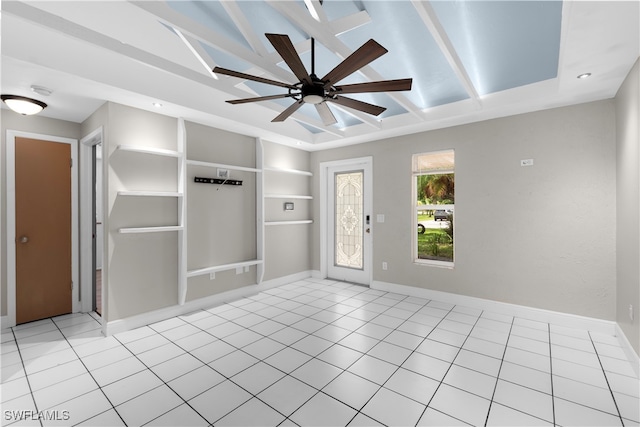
[615,57,640,354]
[311,100,617,321]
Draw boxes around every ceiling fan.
[213,33,413,126]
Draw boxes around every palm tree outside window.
[413,150,455,265]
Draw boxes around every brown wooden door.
[15,137,72,324]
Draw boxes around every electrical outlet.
[236,267,243,275]
[629,304,634,321]
[520,159,534,167]
[217,168,229,179]
[209,272,216,280]
[382,262,388,271]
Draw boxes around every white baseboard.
[615,323,640,378]
[104,271,313,336]
[372,280,617,335]
[1,315,12,330]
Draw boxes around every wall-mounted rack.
[194,176,243,186]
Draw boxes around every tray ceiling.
[1,1,638,149]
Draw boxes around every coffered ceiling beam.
[412,1,480,103]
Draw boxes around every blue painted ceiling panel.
[431,0,562,95]
[335,1,469,109]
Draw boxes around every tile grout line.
[411,304,481,426]
[8,326,44,427]
[548,323,556,427]
[482,315,515,427]
[110,332,213,426]
[587,330,626,426]
[47,317,127,427]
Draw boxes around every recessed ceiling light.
[152,102,163,108]
[577,73,592,79]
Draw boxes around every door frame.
[6,130,79,327]
[319,157,373,285]
[79,127,104,316]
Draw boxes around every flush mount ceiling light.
[577,73,592,79]
[1,95,48,115]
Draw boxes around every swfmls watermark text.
[4,410,70,422]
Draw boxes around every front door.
[327,159,372,285]
[15,137,72,324]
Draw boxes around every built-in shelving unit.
[265,220,313,226]
[113,120,187,306]
[181,137,265,304]
[263,166,312,176]
[187,259,264,278]
[118,191,183,197]
[187,159,261,173]
[119,226,184,234]
[115,140,185,235]
[264,194,313,199]
[263,162,313,227]
[116,144,181,158]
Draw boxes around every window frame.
[412,150,455,268]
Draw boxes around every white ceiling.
[1,1,638,151]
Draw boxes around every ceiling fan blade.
[315,102,337,126]
[327,95,386,116]
[321,39,388,87]
[331,78,413,94]
[213,66,296,89]
[226,94,296,105]
[265,34,313,85]
[272,100,304,122]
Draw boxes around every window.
[413,150,454,265]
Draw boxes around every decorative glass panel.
[335,171,363,269]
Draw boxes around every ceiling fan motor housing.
[301,82,326,104]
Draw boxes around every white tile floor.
[2,279,639,426]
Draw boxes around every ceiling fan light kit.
[214,32,412,126]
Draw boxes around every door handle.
[366,228,370,234]
[19,235,29,244]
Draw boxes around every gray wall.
[185,121,259,299]
[616,58,640,354]
[262,140,312,281]
[106,103,180,321]
[1,111,81,317]
[311,100,617,321]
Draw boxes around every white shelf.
[116,144,182,158]
[265,194,313,199]
[119,225,184,234]
[265,220,313,226]
[264,166,312,176]
[187,159,261,173]
[118,191,183,197]
[187,259,264,278]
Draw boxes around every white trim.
[6,130,79,327]
[80,127,103,316]
[1,316,10,329]
[104,270,313,335]
[372,280,617,335]
[319,157,373,285]
[615,323,640,378]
